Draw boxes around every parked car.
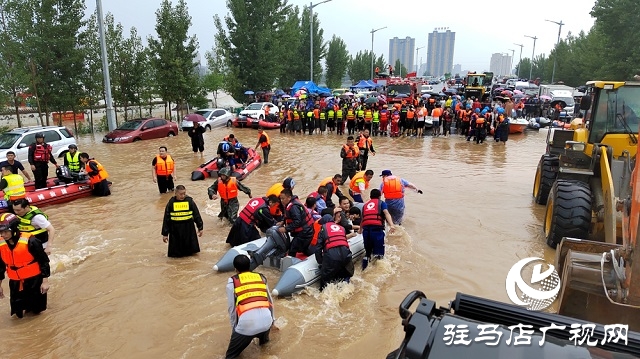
[181,108,234,131]
[0,126,76,165]
[239,102,278,120]
[103,118,178,143]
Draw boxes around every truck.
[384,77,417,104]
[464,72,489,101]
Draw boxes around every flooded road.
[0,126,556,358]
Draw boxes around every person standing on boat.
[0,165,26,203]
[340,136,360,182]
[152,146,176,194]
[187,121,206,158]
[379,170,422,225]
[79,153,111,197]
[161,185,203,258]
[254,128,270,164]
[208,167,252,225]
[225,254,274,359]
[359,189,395,270]
[28,132,58,190]
[226,196,277,247]
[63,144,82,180]
[12,199,56,255]
[0,151,32,181]
[278,188,314,257]
[0,213,50,318]
[314,214,354,290]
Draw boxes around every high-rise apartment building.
[388,37,415,75]
[489,53,513,77]
[426,28,455,77]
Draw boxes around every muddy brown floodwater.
[0,126,557,358]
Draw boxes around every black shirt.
[0,160,24,174]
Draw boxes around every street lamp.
[370,26,387,79]
[96,0,116,131]
[415,46,425,74]
[309,0,333,82]
[545,19,564,84]
[513,43,523,78]
[524,35,538,80]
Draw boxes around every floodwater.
[0,125,557,358]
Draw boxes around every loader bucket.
[555,238,640,330]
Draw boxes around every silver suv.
[0,126,77,165]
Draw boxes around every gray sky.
[86,0,596,72]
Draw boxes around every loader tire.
[533,155,558,205]
[544,180,592,249]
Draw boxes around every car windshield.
[589,86,640,142]
[195,110,212,118]
[387,85,411,96]
[0,133,20,149]
[467,75,484,86]
[117,120,143,131]
[246,104,262,110]
[553,97,575,107]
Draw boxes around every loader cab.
[582,81,640,158]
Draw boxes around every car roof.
[7,125,68,134]
[196,108,226,111]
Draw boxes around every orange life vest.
[311,219,322,246]
[349,171,369,194]
[319,177,337,195]
[218,177,239,201]
[269,203,283,218]
[346,110,356,121]
[342,145,359,159]
[232,272,271,316]
[313,109,320,119]
[476,118,486,128]
[382,176,403,200]
[293,111,300,120]
[364,109,373,122]
[357,136,372,150]
[258,132,270,148]
[86,160,108,185]
[361,198,384,227]
[239,197,267,225]
[322,222,349,250]
[284,197,314,234]
[32,143,52,162]
[155,155,174,176]
[0,233,41,282]
[406,110,415,119]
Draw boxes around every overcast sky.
[86,0,596,72]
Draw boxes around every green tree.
[203,46,226,108]
[297,6,325,83]
[0,1,29,126]
[78,12,105,131]
[324,35,349,89]
[348,50,384,83]
[393,59,408,77]
[214,0,294,99]
[274,6,301,88]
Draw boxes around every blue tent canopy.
[351,80,375,89]
[290,81,331,96]
[366,80,378,88]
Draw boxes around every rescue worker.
[225,254,274,359]
[340,136,360,182]
[357,129,376,171]
[0,213,50,318]
[152,146,176,194]
[475,109,488,144]
[319,108,327,133]
[371,108,380,136]
[226,196,277,247]
[345,106,356,135]
[349,169,374,203]
[359,189,395,270]
[63,144,81,179]
[363,107,373,133]
[208,167,252,225]
[327,106,335,133]
[0,165,26,202]
[278,188,314,257]
[0,151,32,181]
[12,198,55,255]
[318,174,344,210]
[356,106,365,131]
[162,185,203,258]
[266,177,295,198]
[28,132,58,189]
[79,152,110,196]
[379,170,422,225]
[314,214,354,290]
[336,106,344,135]
[254,128,270,164]
[379,105,389,136]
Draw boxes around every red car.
[103,118,178,143]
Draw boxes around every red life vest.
[285,197,314,234]
[0,233,41,282]
[322,222,349,250]
[239,197,267,225]
[361,199,384,227]
[33,143,52,162]
[307,191,325,202]
[380,110,389,121]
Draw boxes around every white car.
[239,102,279,120]
[0,126,77,165]
[420,85,434,94]
[182,108,234,131]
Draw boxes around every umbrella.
[513,89,523,94]
[274,89,285,96]
[540,95,552,101]
[339,94,352,99]
[501,90,513,96]
[422,94,431,99]
[244,90,254,95]
[494,87,505,92]
[324,96,334,101]
[395,94,409,98]
[343,92,354,96]
[281,94,290,98]
[183,114,206,123]
[365,97,378,104]
[550,100,567,108]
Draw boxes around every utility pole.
[524,35,538,80]
[508,49,515,76]
[415,46,425,75]
[370,26,387,79]
[96,0,116,131]
[309,0,333,82]
[513,43,524,78]
[545,19,564,84]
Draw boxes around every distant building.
[489,53,512,77]
[388,37,415,75]
[426,28,455,77]
[452,64,462,76]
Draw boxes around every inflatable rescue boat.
[0,180,97,213]
[190,148,262,181]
